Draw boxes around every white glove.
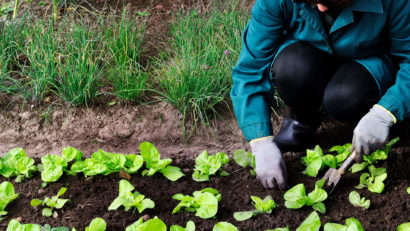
[352,105,395,162]
[250,136,287,190]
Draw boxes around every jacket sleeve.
[230,0,287,141]
[377,0,410,122]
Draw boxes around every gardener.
[231,0,410,189]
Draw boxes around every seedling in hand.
[348,191,370,209]
[0,181,19,220]
[355,165,387,193]
[172,188,221,219]
[31,187,70,217]
[108,179,154,213]
[324,217,365,231]
[192,150,229,182]
[350,137,399,173]
[284,179,327,214]
[234,195,277,221]
[233,150,256,176]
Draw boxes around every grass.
[154,1,249,129]
[0,0,255,131]
[104,11,147,102]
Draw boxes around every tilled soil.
[1,147,409,230]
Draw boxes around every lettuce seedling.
[192,150,230,182]
[71,150,144,177]
[301,145,348,177]
[39,147,83,182]
[0,147,37,182]
[284,179,327,214]
[170,221,195,231]
[348,191,370,210]
[265,228,290,231]
[296,211,321,231]
[31,187,70,217]
[355,165,387,193]
[139,142,184,181]
[0,181,19,220]
[172,188,221,219]
[212,222,238,231]
[41,224,72,231]
[6,219,41,231]
[85,218,106,231]
[350,137,399,173]
[407,187,410,195]
[234,195,277,221]
[108,179,154,213]
[324,217,364,231]
[398,222,410,231]
[233,150,256,176]
[125,216,167,231]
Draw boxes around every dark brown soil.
[1,146,408,230]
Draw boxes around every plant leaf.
[159,166,185,181]
[88,218,106,231]
[42,208,53,217]
[212,222,238,231]
[233,210,257,221]
[233,150,253,168]
[296,211,321,231]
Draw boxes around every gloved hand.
[250,136,287,190]
[352,105,396,162]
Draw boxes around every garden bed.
[1,146,408,230]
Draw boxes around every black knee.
[323,61,380,122]
[271,42,335,107]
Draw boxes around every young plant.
[348,191,370,209]
[284,179,327,214]
[350,137,399,173]
[30,187,70,217]
[71,150,144,177]
[139,142,185,181]
[170,221,195,231]
[38,147,83,182]
[0,181,19,220]
[407,187,410,194]
[172,188,221,219]
[125,216,167,231]
[7,219,41,231]
[41,224,72,231]
[355,165,387,193]
[301,145,350,177]
[192,150,230,182]
[0,147,37,182]
[233,150,256,176]
[324,217,364,231]
[296,211,321,231]
[86,218,106,231]
[108,179,154,213]
[398,222,410,231]
[234,195,277,221]
[213,222,238,231]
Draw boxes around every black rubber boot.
[274,107,321,152]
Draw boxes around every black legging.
[271,42,381,123]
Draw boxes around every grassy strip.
[154,1,249,127]
[104,11,147,102]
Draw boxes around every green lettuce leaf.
[212,222,238,231]
[172,188,220,219]
[108,180,154,213]
[170,221,195,231]
[296,211,321,231]
[125,217,167,231]
[6,219,41,231]
[193,150,229,182]
[398,222,410,231]
[0,148,37,182]
[85,218,106,231]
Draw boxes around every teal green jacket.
[231,0,410,141]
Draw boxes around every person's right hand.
[250,136,287,190]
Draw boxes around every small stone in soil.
[142,214,150,221]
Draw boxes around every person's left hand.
[351,105,395,162]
